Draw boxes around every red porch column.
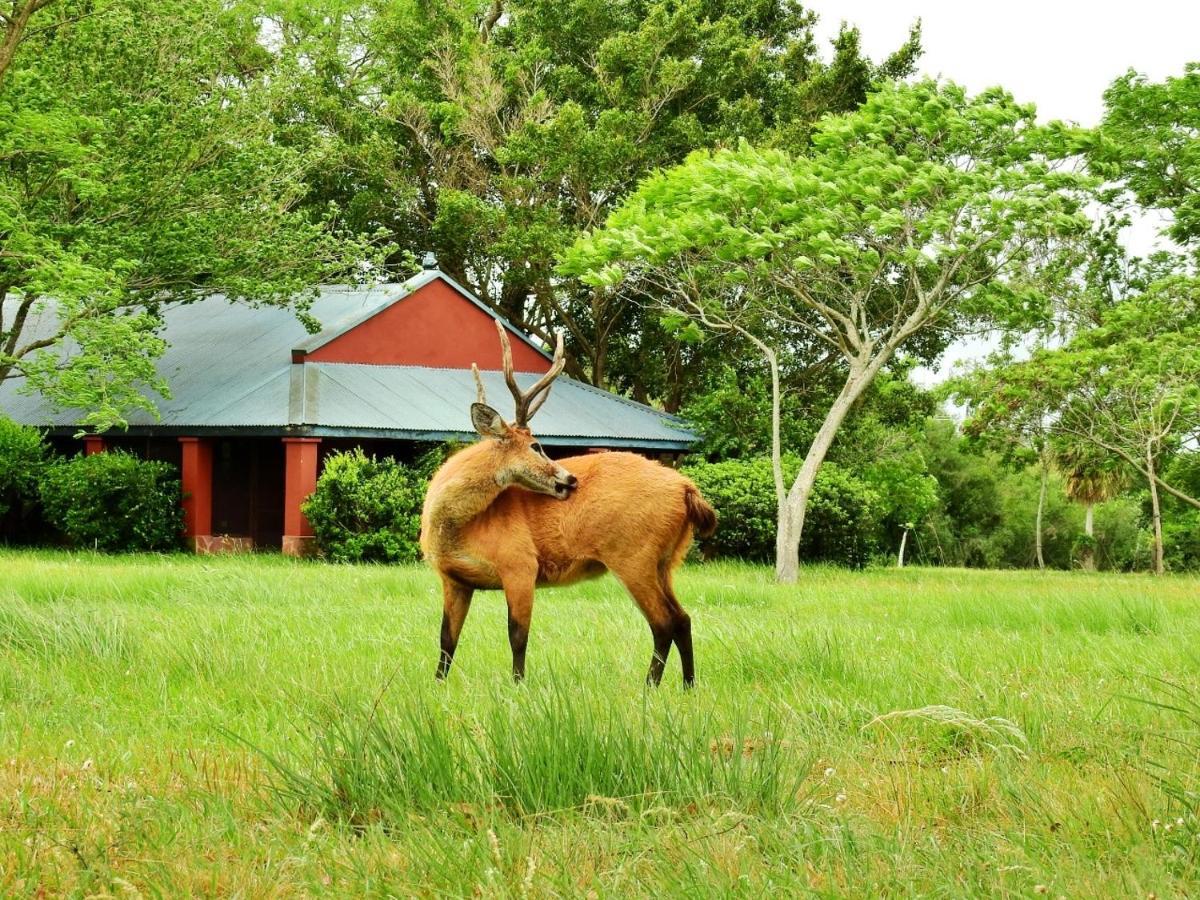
[282,437,321,557]
[178,437,213,551]
[82,435,106,455]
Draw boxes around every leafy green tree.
[1,0,376,430]
[1093,63,1200,248]
[956,275,1200,575]
[1054,440,1127,571]
[948,353,1061,570]
[564,80,1093,582]
[263,0,920,400]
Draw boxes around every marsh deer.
[420,321,716,686]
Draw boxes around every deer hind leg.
[501,572,536,682]
[436,578,474,680]
[660,566,694,688]
[613,562,689,687]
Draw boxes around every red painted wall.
[304,279,551,372]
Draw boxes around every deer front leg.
[501,573,536,682]
[436,578,474,680]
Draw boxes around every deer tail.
[683,484,718,538]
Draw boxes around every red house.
[0,263,696,554]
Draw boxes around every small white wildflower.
[1020,691,1029,699]
[80,758,94,771]
[1151,819,1161,831]
[1033,886,1048,895]
[64,740,75,750]
[835,792,847,803]
[1177,818,1185,827]
[823,767,835,778]
[941,766,949,775]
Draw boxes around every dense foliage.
[303,447,447,564]
[39,451,182,551]
[565,79,1094,581]
[0,416,47,537]
[1093,63,1200,248]
[683,457,881,568]
[264,0,919,403]
[0,0,379,429]
[2,3,1198,576]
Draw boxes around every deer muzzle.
[553,472,578,499]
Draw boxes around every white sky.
[805,0,1199,383]
[808,0,1199,128]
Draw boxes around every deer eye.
[531,442,544,456]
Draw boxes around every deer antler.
[494,319,565,426]
[471,363,487,405]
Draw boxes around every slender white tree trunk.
[1082,502,1095,571]
[776,358,878,583]
[897,528,909,568]
[1035,457,1048,572]
[1147,444,1164,577]
[748,343,791,581]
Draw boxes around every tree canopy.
[0,0,379,429]
[563,79,1094,580]
[262,0,920,399]
[1093,63,1200,248]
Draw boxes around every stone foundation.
[191,534,255,554]
[282,535,319,558]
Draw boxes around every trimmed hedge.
[303,446,446,563]
[40,450,183,551]
[682,456,882,568]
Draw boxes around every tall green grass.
[2,551,1200,895]
[254,680,811,829]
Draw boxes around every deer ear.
[471,402,508,439]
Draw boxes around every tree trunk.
[1,3,52,91]
[1147,445,1164,577]
[1081,502,1095,572]
[897,528,909,568]
[759,347,791,582]
[776,360,877,583]
[1035,457,1048,571]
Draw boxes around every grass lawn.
[1,551,1198,896]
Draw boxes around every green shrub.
[802,464,884,568]
[39,450,182,551]
[682,456,882,567]
[0,418,49,537]
[1164,508,1200,572]
[1092,497,1143,571]
[303,446,446,563]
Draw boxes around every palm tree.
[1055,442,1128,571]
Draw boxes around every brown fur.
[421,431,715,686]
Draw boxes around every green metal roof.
[0,275,697,450]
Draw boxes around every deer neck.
[424,449,507,550]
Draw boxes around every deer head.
[469,320,577,499]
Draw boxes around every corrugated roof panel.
[303,365,693,444]
[0,283,697,448]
